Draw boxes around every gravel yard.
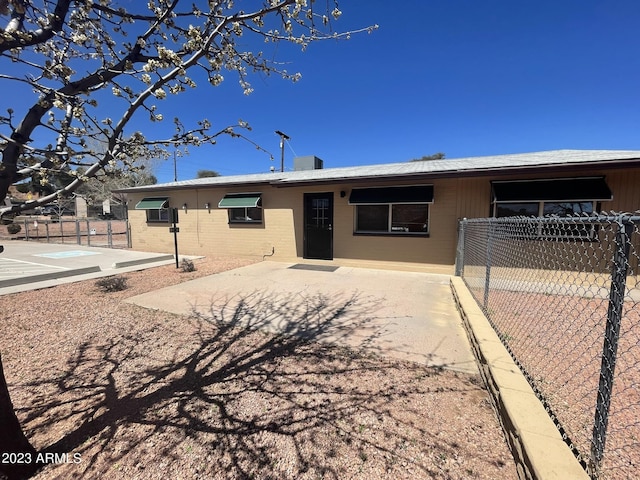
[1,257,517,479]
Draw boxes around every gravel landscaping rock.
[1,257,517,479]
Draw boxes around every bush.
[6,223,21,234]
[180,258,196,273]
[95,276,128,292]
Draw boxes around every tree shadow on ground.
[14,290,504,479]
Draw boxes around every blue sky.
[152,0,640,182]
[6,1,640,183]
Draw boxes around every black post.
[275,130,290,172]
[171,208,179,268]
[590,219,633,475]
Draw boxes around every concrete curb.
[0,266,101,288]
[112,255,174,269]
[450,276,589,480]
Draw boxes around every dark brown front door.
[304,192,333,260]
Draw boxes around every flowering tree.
[0,0,375,476]
[0,0,376,219]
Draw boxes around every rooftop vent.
[293,155,324,171]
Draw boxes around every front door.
[304,192,333,260]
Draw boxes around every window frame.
[227,206,263,224]
[146,208,170,223]
[354,202,430,236]
[493,200,596,219]
[490,177,611,241]
[493,201,599,240]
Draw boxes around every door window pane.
[312,198,330,226]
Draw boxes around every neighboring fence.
[20,218,130,248]
[456,213,640,480]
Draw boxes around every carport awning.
[135,197,169,209]
[491,177,612,202]
[218,193,262,208]
[349,185,434,204]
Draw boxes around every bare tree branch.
[0,0,376,220]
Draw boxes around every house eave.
[114,154,640,193]
[270,157,640,187]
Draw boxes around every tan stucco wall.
[126,166,640,273]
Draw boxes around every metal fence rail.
[21,218,130,249]
[456,213,640,480]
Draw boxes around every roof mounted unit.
[294,156,323,171]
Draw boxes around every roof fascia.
[114,179,275,194]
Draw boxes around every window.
[350,186,432,235]
[356,204,388,232]
[218,193,263,224]
[228,207,263,223]
[355,204,429,234]
[146,208,170,223]
[134,197,170,223]
[543,202,594,216]
[494,201,594,218]
[491,178,610,240]
[495,203,539,218]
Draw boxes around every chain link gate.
[456,213,640,479]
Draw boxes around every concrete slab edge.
[449,276,589,480]
[0,266,101,288]
[112,254,174,269]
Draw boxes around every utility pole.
[275,130,290,172]
[173,151,177,182]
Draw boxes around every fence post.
[86,219,91,247]
[107,221,113,248]
[24,218,29,241]
[590,219,633,475]
[455,219,466,276]
[483,220,494,309]
[75,219,81,245]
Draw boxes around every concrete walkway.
[0,240,177,295]
[126,261,478,374]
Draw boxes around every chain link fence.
[19,218,130,248]
[456,213,640,479]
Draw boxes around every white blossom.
[209,74,224,86]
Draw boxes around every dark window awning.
[135,197,169,209]
[492,177,612,202]
[349,185,434,204]
[218,193,262,208]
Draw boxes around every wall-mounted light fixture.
[182,203,188,211]
[204,202,210,210]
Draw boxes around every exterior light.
[182,203,187,210]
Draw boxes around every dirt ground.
[0,257,517,479]
[482,288,640,480]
